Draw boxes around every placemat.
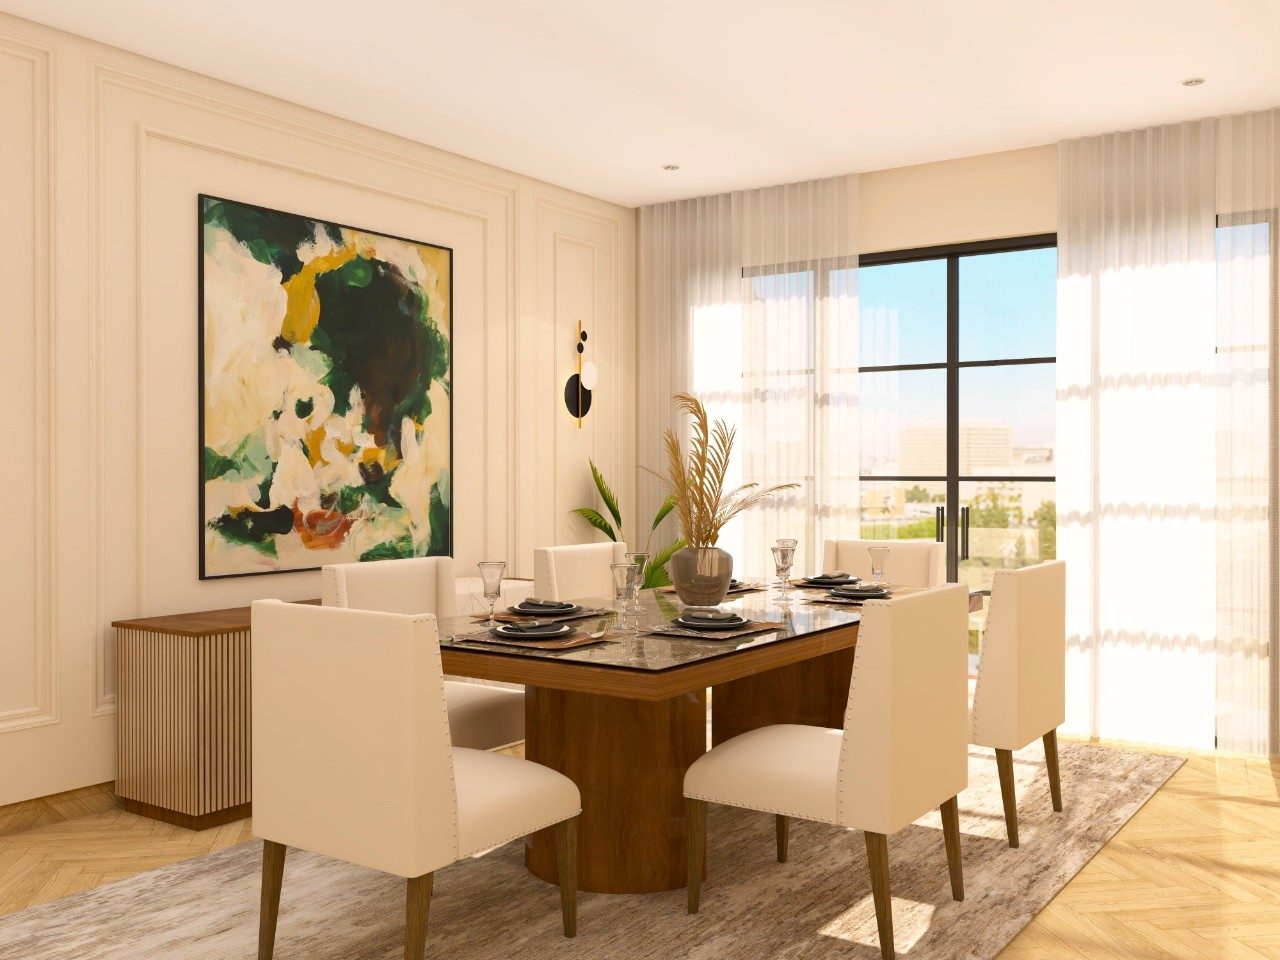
[469,606,610,624]
[802,592,892,606]
[657,583,765,596]
[645,619,785,641]
[448,627,616,650]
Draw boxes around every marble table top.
[439,584,872,674]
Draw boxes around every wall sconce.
[564,322,597,429]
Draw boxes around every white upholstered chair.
[821,538,946,587]
[251,601,581,959]
[533,542,628,601]
[684,584,969,960]
[321,557,525,751]
[970,559,1066,848]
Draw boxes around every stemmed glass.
[610,562,642,634]
[771,546,794,603]
[625,552,650,610]
[867,545,891,585]
[774,539,797,588]
[477,561,506,627]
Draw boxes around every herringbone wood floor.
[1,746,1277,959]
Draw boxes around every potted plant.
[652,393,797,605]
[572,460,685,589]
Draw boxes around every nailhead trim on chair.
[409,613,461,855]
[323,566,348,607]
[836,598,887,827]
[970,569,1011,746]
[683,793,839,824]
[457,808,585,859]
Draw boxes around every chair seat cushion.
[443,680,524,751]
[454,748,580,858]
[684,724,843,825]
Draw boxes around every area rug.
[0,742,1182,960]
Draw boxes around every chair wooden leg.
[864,831,895,960]
[554,817,578,937]
[939,796,964,901]
[775,814,789,863]
[995,747,1019,848]
[1043,729,1063,812]
[257,840,286,960]
[686,798,707,913]
[404,873,433,960]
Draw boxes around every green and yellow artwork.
[199,195,452,578]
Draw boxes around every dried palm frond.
[649,393,798,547]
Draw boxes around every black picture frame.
[197,193,455,580]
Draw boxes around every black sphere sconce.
[564,322,598,428]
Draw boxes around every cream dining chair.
[683,584,969,960]
[970,559,1067,848]
[321,556,525,751]
[821,538,946,587]
[251,601,581,959]
[533,542,628,601]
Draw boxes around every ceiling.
[7,0,1280,206]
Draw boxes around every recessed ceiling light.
[1182,77,1206,87]
[662,163,680,171]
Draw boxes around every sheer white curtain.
[637,176,859,579]
[1058,120,1219,749]
[1060,112,1279,753]
[1216,109,1278,755]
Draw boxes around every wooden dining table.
[438,584,982,895]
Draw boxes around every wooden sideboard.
[111,579,532,830]
[113,605,273,829]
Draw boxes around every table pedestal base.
[524,685,706,894]
[711,647,855,745]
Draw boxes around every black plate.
[804,575,859,585]
[672,615,752,632]
[509,602,582,617]
[491,622,574,639]
[830,585,889,598]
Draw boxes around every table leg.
[710,647,855,746]
[524,685,706,894]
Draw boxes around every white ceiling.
[7,0,1280,206]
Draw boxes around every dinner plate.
[803,574,860,586]
[672,615,752,632]
[491,622,574,639]
[829,585,889,598]
[509,601,582,617]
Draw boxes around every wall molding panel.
[0,10,634,805]
[0,36,57,735]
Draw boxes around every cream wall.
[0,12,634,805]
[860,145,1058,252]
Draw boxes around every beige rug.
[0,742,1181,960]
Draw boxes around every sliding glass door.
[852,236,1058,589]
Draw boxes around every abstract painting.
[199,195,452,578]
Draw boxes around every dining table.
[437,583,983,895]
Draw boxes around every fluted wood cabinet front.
[113,609,255,830]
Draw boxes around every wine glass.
[611,561,641,610]
[867,545,891,585]
[625,552,650,609]
[477,561,506,627]
[771,543,795,589]
[771,546,794,602]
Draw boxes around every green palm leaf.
[642,536,686,589]
[650,494,677,533]
[589,459,623,531]
[571,507,616,541]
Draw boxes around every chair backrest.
[533,542,628,601]
[251,600,458,878]
[837,584,969,835]
[971,560,1066,751]
[321,556,458,619]
[822,539,946,587]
